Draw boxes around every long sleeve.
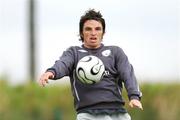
[115,47,142,100]
[47,47,75,80]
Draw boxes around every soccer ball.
[76,55,105,84]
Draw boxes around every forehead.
[83,20,103,28]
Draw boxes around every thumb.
[129,99,143,110]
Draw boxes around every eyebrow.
[84,26,102,30]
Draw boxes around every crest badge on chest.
[102,49,111,57]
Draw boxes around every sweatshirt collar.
[82,43,104,51]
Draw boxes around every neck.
[83,44,101,49]
[82,44,104,51]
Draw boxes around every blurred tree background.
[0,79,180,120]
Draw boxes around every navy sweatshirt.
[47,44,142,112]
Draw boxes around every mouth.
[90,37,97,41]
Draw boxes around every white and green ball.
[76,55,105,84]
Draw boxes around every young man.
[39,9,143,120]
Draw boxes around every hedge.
[0,80,179,120]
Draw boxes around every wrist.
[130,95,140,101]
[46,71,55,79]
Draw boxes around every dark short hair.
[79,9,106,42]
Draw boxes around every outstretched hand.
[129,99,143,110]
[38,71,54,87]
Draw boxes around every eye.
[95,27,102,31]
[84,27,92,31]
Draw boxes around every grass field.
[0,79,180,120]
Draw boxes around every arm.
[38,47,75,87]
[115,47,143,110]
[48,47,75,79]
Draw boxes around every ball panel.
[76,55,105,84]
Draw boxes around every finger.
[138,104,143,110]
[41,75,48,86]
[42,78,48,87]
[39,78,47,87]
[129,100,143,110]
[129,102,133,108]
[46,79,49,83]
[40,79,45,87]
[38,78,43,87]
[134,102,143,110]
[42,80,46,87]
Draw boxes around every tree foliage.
[0,80,180,120]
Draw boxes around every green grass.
[0,79,180,120]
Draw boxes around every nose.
[91,29,96,36]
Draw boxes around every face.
[81,20,104,49]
